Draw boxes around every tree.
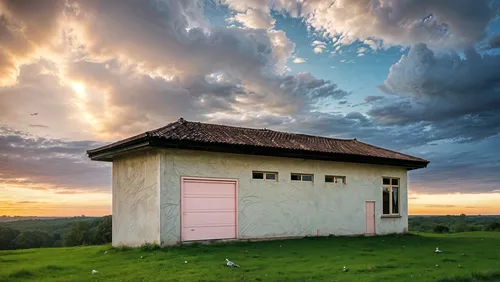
[95,215,112,244]
[453,222,468,233]
[485,222,500,231]
[433,225,450,233]
[0,227,20,250]
[11,230,53,249]
[63,221,93,246]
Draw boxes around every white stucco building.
[88,118,428,247]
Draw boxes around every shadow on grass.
[42,265,65,271]
[10,269,35,279]
[438,270,500,282]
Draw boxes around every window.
[325,175,346,184]
[382,177,399,215]
[252,171,277,181]
[291,173,313,182]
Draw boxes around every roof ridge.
[178,118,355,142]
[148,118,185,136]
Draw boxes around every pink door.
[365,201,376,235]
[181,178,237,241]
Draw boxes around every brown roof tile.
[88,118,429,168]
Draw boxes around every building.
[88,118,429,247]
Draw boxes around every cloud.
[0,0,65,86]
[364,96,384,103]
[0,60,90,139]
[409,135,500,194]
[1,0,499,199]
[28,124,49,128]
[312,40,327,53]
[0,0,354,142]
[228,8,275,29]
[0,125,109,192]
[484,34,500,50]
[425,205,456,208]
[309,0,497,50]
[223,0,497,50]
[370,44,500,142]
[357,47,367,54]
[292,57,307,63]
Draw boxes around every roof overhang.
[87,137,429,170]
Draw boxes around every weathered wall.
[112,150,160,247]
[158,149,408,245]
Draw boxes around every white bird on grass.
[104,251,108,255]
[226,259,240,268]
[435,247,442,253]
[342,266,348,272]
[92,270,98,274]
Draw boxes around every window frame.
[325,175,347,184]
[252,171,278,181]
[382,177,400,216]
[291,173,314,182]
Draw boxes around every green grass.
[1,232,499,281]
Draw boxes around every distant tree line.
[409,214,500,233]
[0,215,111,250]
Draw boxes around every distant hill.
[0,216,65,223]
[0,217,97,235]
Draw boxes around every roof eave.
[87,137,429,169]
[87,136,151,161]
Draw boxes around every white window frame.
[325,175,346,184]
[291,173,314,182]
[252,171,278,181]
[382,177,400,216]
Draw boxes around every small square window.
[265,173,276,180]
[334,176,345,184]
[325,175,346,184]
[391,178,399,186]
[383,178,390,185]
[291,173,313,182]
[253,171,277,181]
[252,172,264,180]
[302,175,313,182]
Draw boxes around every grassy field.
[1,232,499,282]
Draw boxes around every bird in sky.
[30,113,38,116]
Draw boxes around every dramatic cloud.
[0,0,64,85]
[370,44,500,142]
[222,0,497,50]
[409,135,500,194]
[304,0,497,50]
[228,8,275,29]
[1,0,499,201]
[0,125,109,192]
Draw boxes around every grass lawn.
[1,232,499,282]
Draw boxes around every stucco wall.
[112,150,160,247]
[158,149,408,245]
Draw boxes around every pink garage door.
[181,178,237,241]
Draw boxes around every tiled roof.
[88,118,429,168]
